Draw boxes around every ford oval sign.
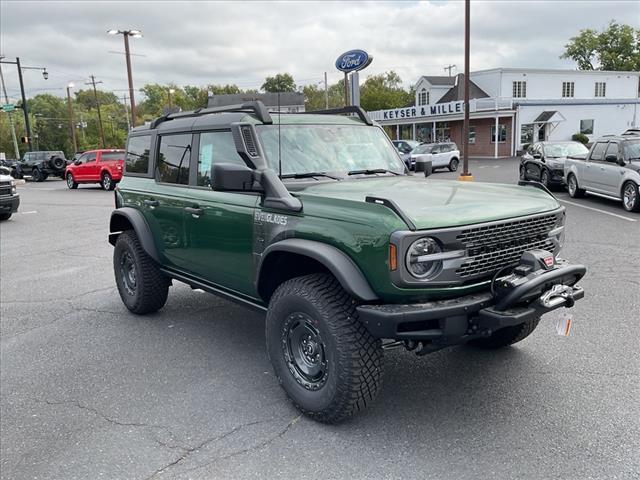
[335,50,371,73]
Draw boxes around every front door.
[74,152,97,180]
[600,142,624,196]
[583,141,609,192]
[181,130,258,298]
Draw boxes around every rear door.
[583,141,609,191]
[180,130,258,297]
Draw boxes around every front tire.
[66,173,78,189]
[540,169,550,188]
[266,273,383,424]
[31,168,44,182]
[519,165,526,180]
[448,157,459,172]
[113,231,169,314]
[0,213,12,221]
[468,317,540,349]
[622,181,640,212]
[567,174,585,198]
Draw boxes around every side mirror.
[415,159,433,177]
[212,163,257,192]
[74,160,81,165]
[617,157,626,166]
[605,154,618,163]
[533,153,542,159]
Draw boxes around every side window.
[76,153,89,164]
[157,133,192,185]
[590,142,608,161]
[85,152,97,163]
[125,135,151,174]
[197,131,245,187]
[36,152,47,161]
[604,143,619,160]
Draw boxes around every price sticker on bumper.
[555,314,573,337]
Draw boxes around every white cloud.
[1,0,637,102]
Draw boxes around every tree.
[359,71,413,111]
[74,89,119,110]
[561,21,640,71]
[261,73,296,93]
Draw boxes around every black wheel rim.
[119,251,137,296]
[282,312,328,390]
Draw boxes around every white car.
[410,142,460,172]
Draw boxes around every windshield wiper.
[347,168,401,176]
[281,172,341,180]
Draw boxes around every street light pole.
[168,88,175,108]
[66,83,77,153]
[0,60,20,159]
[109,29,142,128]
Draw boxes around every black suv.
[16,151,68,181]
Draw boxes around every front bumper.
[0,194,20,213]
[357,262,585,341]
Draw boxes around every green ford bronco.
[109,101,586,423]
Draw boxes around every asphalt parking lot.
[1,158,639,480]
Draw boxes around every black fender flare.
[258,238,379,302]
[108,207,160,262]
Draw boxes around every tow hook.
[538,284,575,309]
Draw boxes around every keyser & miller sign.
[370,100,465,121]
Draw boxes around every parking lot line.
[558,199,637,222]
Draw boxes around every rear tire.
[0,213,12,221]
[101,172,115,191]
[448,158,459,172]
[540,169,550,188]
[66,173,78,189]
[567,174,585,198]
[31,168,44,182]
[266,273,383,424]
[113,231,169,314]
[621,181,640,212]
[468,317,541,349]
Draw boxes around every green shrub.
[572,133,589,144]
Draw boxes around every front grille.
[0,187,11,197]
[455,213,558,278]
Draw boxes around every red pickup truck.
[65,149,125,190]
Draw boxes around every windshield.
[543,142,589,157]
[257,125,405,176]
[623,139,640,160]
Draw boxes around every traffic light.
[21,136,29,144]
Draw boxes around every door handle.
[184,206,203,216]
[144,199,159,208]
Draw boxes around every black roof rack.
[309,106,373,126]
[150,101,273,129]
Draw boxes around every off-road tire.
[101,172,115,191]
[567,174,585,198]
[621,181,640,212]
[0,213,12,221]
[66,172,78,189]
[50,156,66,171]
[266,273,383,424]
[468,317,541,349]
[519,165,526,180]
[448,157,459,172]
[540,169,550,188]
[113,230,169,314]
[31,168,44,182]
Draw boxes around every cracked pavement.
[1,161,639,479]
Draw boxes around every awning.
[533,111,565,123]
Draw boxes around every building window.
[562,81,575,98]
[468,126,476,144]
[491,124,507,143]
[520,124,534,145]
[419,88,427,106]
[426,92,430,105]
[512,81,526,98]
[580,119,594,135]
[595,82,606,97]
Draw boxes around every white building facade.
[372,68,640,157]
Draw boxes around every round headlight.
[406,237,442,279]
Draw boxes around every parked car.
[16,150,67,181]
[108,101,585,423]
[65,149,125,190]
[409,142,460,172]
[392,140,420,170]
[0,173,20,220]
[520,141,589,188]
[565,134,640,212]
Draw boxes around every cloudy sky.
[1,0,638,103]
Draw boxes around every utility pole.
[79,113,86,145]
[123,33,137,127]
[444,64,456,77]
[324,72,329,109]
[122,94,131,131]
[66,83,77,153]
[0,61,20,159]
[459,0,473,181]
[86,75,106,148]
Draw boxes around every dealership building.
[370,68,640,157]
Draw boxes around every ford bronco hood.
[297,176,560,230]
